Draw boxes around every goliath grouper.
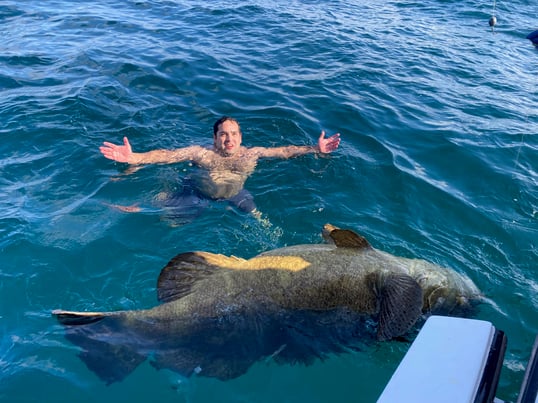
[53,224,482,383]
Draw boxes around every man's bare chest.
[198,151,257,173]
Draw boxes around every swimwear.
[157,177,257,224]
[226,189,256,213]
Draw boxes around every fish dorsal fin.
[376,272,423,341]
[329,229,371,249]
[157,251,245,303]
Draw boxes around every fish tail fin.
[53,310,107,325]
[376,273,423,341]
[53,310,146,385]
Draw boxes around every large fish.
[53,224,482,384]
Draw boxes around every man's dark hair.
[213,116,240,136]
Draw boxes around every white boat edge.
[377,315,538,403]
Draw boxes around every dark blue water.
[1,1,536,402]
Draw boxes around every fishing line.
[513,131,526,175]
[484,0,528,180]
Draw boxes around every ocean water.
[1,0,536,402]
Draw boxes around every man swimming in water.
[100,116,341,221]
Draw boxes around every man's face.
[214,120,242,156]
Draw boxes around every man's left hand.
[318,131,341,153]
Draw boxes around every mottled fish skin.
[53,224,482,384]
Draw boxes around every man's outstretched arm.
[99,137,203,164]
[252,131,341,159]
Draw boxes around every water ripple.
[0,0,537,401]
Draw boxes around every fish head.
[407,259,482,316]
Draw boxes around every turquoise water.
[1,0,536,402]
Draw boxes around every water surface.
[1,1,537,402]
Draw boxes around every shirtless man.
[100,116,341,220]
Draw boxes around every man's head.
[213,116,242,156]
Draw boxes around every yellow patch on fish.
[192,252,311,272]
[240,256,311,271]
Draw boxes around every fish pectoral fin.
[157,251,242,302]
[376,273,423,341]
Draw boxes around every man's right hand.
[100,137,133,163]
